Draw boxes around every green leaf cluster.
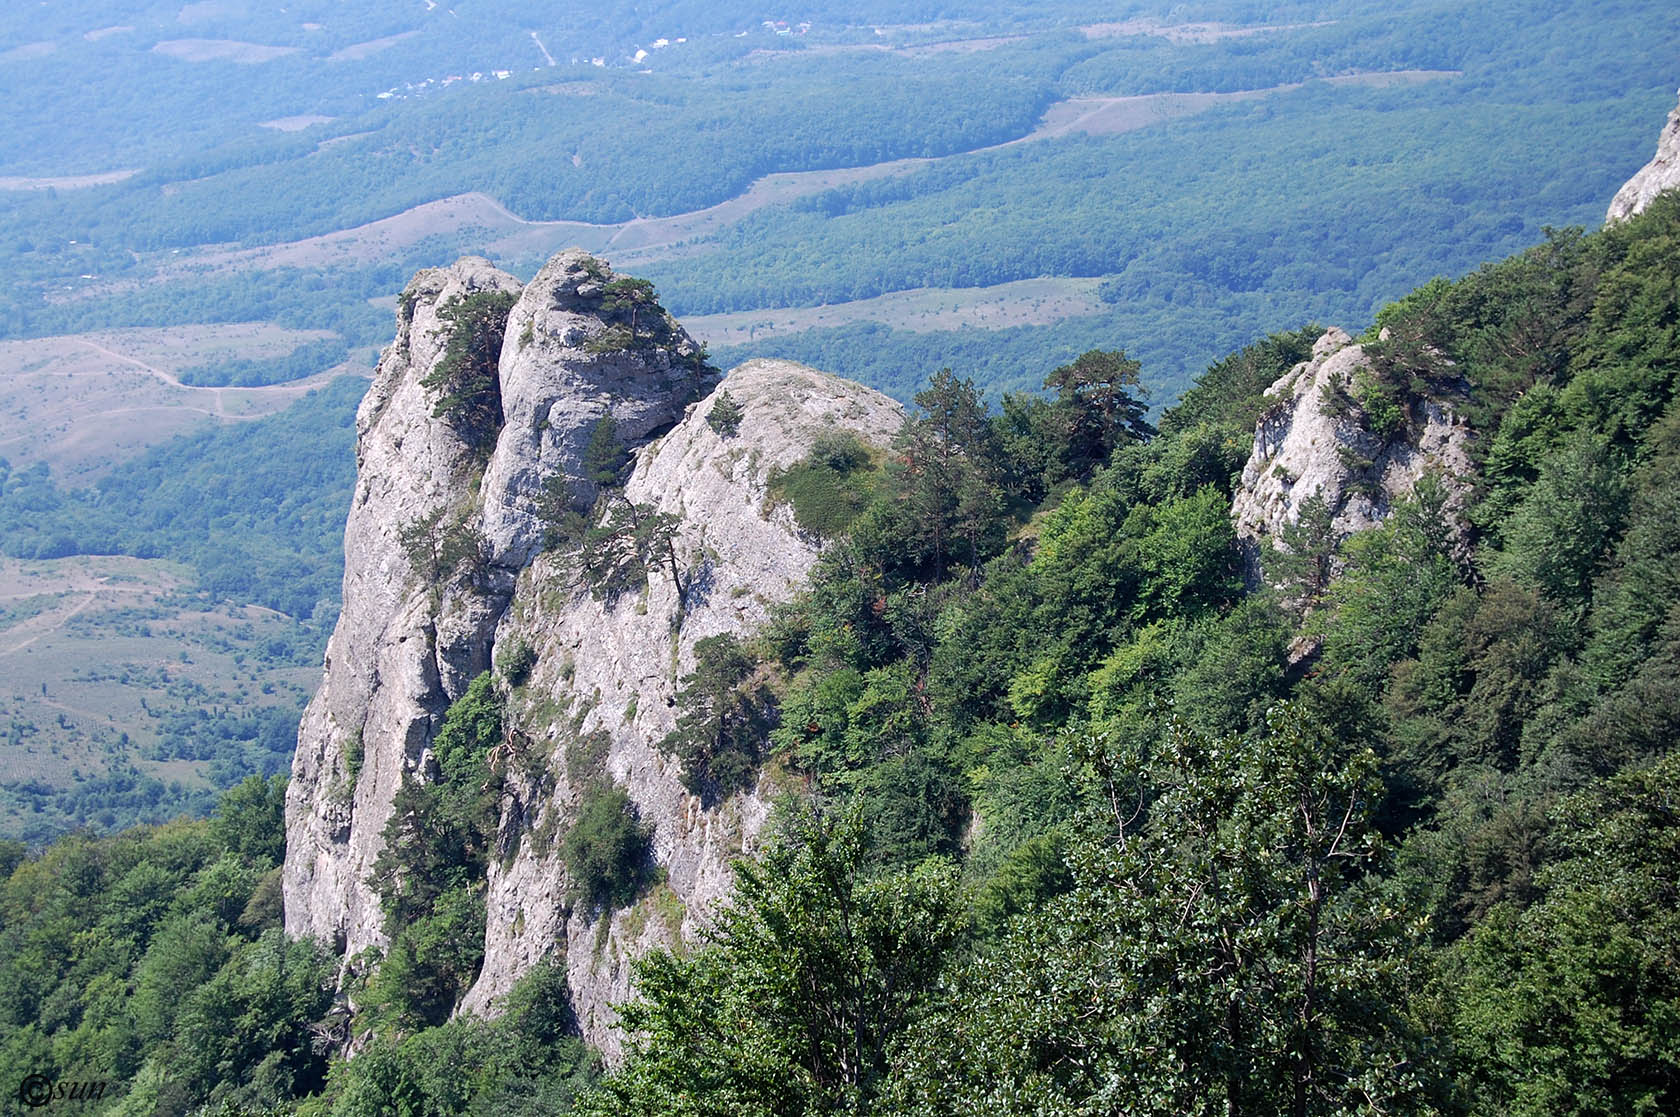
[421,289,519,449]
[0,777,332,1115]
[662,634,775,798]
[583,807,961,1117]
[561,782,654,913]
[364,672,504,1031]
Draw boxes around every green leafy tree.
[1043,348,1157,478]
[600,276,660,339]
[365,673,504,1029]
[891,707,1439,1117]
[889,369,1006,578]
[325,962,597,1116]
[1444,755,1680,1116]
[168,929,333,1107]
[1162,327,1321,436]
[583,807,961,1117]
[577,496,687,605]
[662,633,773,797]
[1312,476,1461,693]
[561,782,654,911]
[706,390,745,437]
[582,413,627,487]
[1489,438,1627,609]
[399,506,490,588]
[210,773,288,865]
[1268,490,1341,614]
[421,290,518,447]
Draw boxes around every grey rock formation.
[1607,90,1680,222]
[462,360,903,1054]
[284,258,522,958]
[283,248,903,1055]
[1230,327,1472,578]
[480,250,713,569]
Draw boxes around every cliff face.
[283,250,902,1051]
[1607,91,1680,222]
[1230,327,1472,578]
[283,257,525,956]
[463,359,903,1054]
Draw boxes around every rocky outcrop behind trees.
[1230,327,1472,581]
[282,248,901,1054]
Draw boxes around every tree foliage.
[583,807,961,1117]
[365,672,504,1030]
[422,289,518,448]
[892,709,1438,1116]
[561,782,654,913]
[576,496,686,605]
[662,634,774,798]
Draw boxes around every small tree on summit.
[600,277,659,340]
[707,390,745,437]
[422,289,518,449]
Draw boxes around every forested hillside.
[0,378,361,837]
[4,179,1676,1113]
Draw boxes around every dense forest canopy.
[4,182,1677,1114]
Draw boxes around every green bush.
[1353,367,1407,438]
[421,290,517,448]
[363,673,504,1027]
[662,633,774,798]
[707,389,745,436]
[562,782,653,912]
[342,731,364,786]
[768,430,877,539]
[497,638,538,687]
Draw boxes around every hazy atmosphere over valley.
[2,2,1678,1114]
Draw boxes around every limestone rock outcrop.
[480,250,713,569]
[283,248,903,1053]
[462,360,903,1055]
[1230,327,1472,577]
[284,257,523,958]
[1607,90,1680,222]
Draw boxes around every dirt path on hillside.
[2,591,102,655]
[74,338,338,418]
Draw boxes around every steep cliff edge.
[284,257,525,957]
[1230,327,1472,580]
[283,249,902,1051]
[1607,90,1680,222]
[462,359,903,1052]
